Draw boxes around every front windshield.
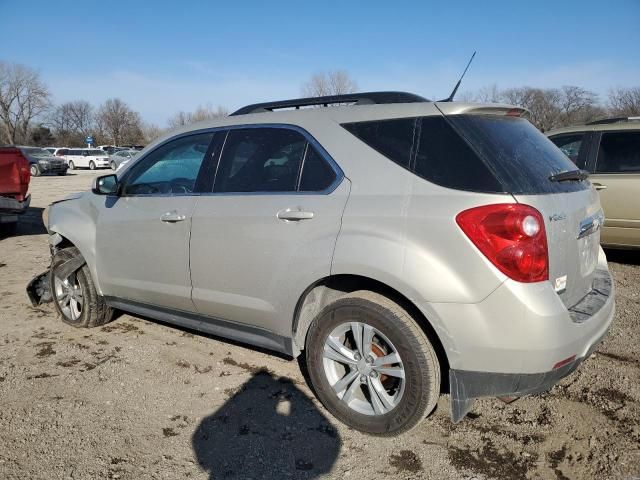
[23,147,51,157]
[89,150,108,157]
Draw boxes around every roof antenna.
[440,51,476,102]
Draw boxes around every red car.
[0,147,31,234]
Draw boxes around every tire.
[50,247,113,328]
[30,164,40,177]
[68,160,75,170]
[305,290,440,436]
[110,161,117,171]
[89,161,96,170]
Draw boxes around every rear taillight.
[456,203,548,283]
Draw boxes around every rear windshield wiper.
[548,169,589,182]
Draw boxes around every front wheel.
[305,291,440,436]
[68,160,75,170]
[110,161,117,170]
[30,164,40,177]
[89,161,96,170]
[50,247,113,328]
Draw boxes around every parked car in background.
[0,147,31,234]
[109,149,139,170]
[13,146,68,176]
[33,91,614,435]
[548,117,640,249]
[98,145,128,155]
[64,149,111,170]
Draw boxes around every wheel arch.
[292,273,451,392]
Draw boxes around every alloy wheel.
[322,322,405,416]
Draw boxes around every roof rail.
[586,116,640,125]
[230,91,429,116]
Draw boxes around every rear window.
[342,114,588,194]
[449,115,588,194]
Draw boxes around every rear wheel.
[68,160,75,170]
[30,164,40,177]
[89,160,96,170]
[50,247,113,328]
[305,291,440,436]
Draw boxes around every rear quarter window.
[342,116,502,192]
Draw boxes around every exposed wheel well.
[293,274,450,392]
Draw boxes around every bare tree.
[167,104,228,129]
[301,70,358,97]
[49,100,94,146]
[557,86,599,125]
[608,87,640,117]
[96,98,143,145]
[0,61,51,144]
[141,122,166,143]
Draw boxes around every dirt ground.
[1,170,639,480]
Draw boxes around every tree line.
[1,61,638,147]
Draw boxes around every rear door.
[589,130,640,246]
[189,126,349,337]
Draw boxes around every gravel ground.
[0,170,639,480]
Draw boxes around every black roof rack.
[230,91,429,116]
[586,116,640,125]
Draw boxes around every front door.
[96,131,215,311]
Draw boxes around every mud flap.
[26,255,86,306]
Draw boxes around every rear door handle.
[277,209,314,221]
[160,211,186,223]
[592,183,607,191]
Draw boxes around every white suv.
[64,149,111,170]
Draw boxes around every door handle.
[277,209,314,221]
[160,211,186,223]
[592,183,607,191]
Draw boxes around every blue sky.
[1,0,639,125]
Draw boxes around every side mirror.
[92,174,119,195]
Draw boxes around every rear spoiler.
[435,103,530,119]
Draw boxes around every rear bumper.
[0,194,30,215]
[433,248,615,421]
[449,325,607,421]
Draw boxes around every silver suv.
[29,92,615,435]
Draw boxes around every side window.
[342,118,416,168]
[549,133,587,168]
[123,132,213,195]
[595,131,640,173]
[299,146,337,191]
[214,128,306,193]
[342,116,502,192]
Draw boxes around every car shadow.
[604,248,640,266]
[192,370,341,479]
